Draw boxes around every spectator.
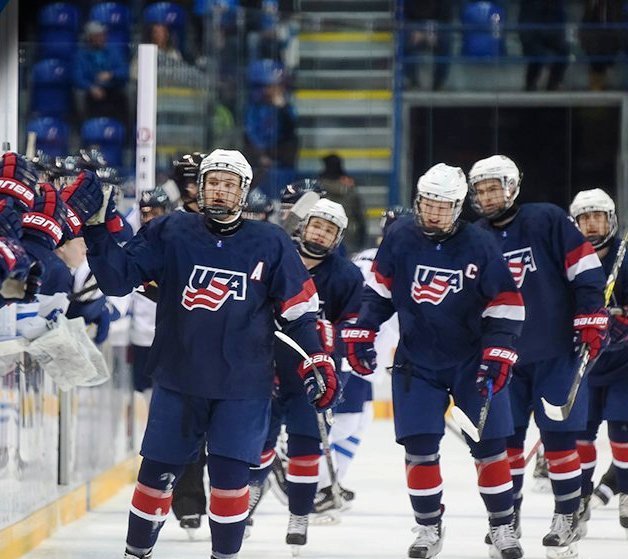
[403,1,454,90]
[318,154,366,253]
[519,0,569,91]
[73,21,129,123]
[130,22,185,81]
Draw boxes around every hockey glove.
[60,170,103,234]
[573,309,610,360]
[0,151,38,211]
[608,309,628,348]
[297,352,339,411]
[341,326,377,376]
[0,198,23,239]
[476,347,518,397]
[316,319,335,354]
[22,183,67,250]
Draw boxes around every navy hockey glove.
[22,183,67,249]
[574,309,609,359]
[0,198,23,239]
[476,347,518,397]
[341,326,377,376]
[297,353,339,411]
[608,309,628,348]
[0,151,38,212]
[60,170,103,234]
[316,318,335,354]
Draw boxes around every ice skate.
[310,485,344,525]
[124,550,152,559]
[286,513,309,556]
[408,521,444,558]
[485,509,521,545]
[542,512,580,559]
[269,454,289,506]
[488,522,524,559]
[179,513,201,540]
[591,466,617,508]
[339,484,355,502]
[619,493,628,536]
[576,496,591,538]
[533,451,551,493]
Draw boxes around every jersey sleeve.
[359,233,396,330]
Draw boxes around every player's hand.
[61,170,103,233]
[0,151,38,211]
[341,326,377,375]
[573,309,609,359]
[608,309,628,348]
[0,198,23,239]
[316,319,335,354]
[297,352,339,411]
[22,183,66,249]
[475,347,518,397]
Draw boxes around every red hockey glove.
[297,352,339,411]
[316,319,335,354]
[61,170,103,234]
[476,347,518,397]
[22,183,67,249]
[341,326,377,376]
[573,309,610,359]
[0,151,38,212]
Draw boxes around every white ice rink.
[20,420,627,559]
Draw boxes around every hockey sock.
[576,422,599,498]
[249,447,276,487]
[207,454,250,559]
[404,434,443,526]
[506,426,527,512]
[126,458,185,556]
[470,437,514,526]
[287,434,321,515]
[608,421,628,493]
[542,430,581,514]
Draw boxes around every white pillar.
[135,44,158,197]
[0,0,19,153]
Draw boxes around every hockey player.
[68,149,339,559]
[342,163,525,559]
[172,152,206,213]
[242,189,274,222]
[569,188,628,536]
[469,155,608,559]
[279,178,326,235]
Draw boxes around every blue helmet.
[247,59,284,86]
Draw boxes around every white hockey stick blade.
[540,397,566,421]
[282,191,320,234]
[450,406,480,443]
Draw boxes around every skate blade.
[291,544,303,557]
[244,525,251,540]
[589,494,606,509]
[310,510,341,525]
[545,543,578,559]
[624,527,628,540]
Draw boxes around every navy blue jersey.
[83,212,322,399]
[23,238,73,296]
[477,204,606,365]
[589,236,628,386]
[358,217,524,372]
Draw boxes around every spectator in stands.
[403,1,454,90]
[580,0,628,90]
[131,22,185,81]
[73,21,129,123]
[519,0,569,91]
[318,153,367,253]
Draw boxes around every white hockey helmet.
[569,188,617,249]
[414,163,467,237]
[468,155,521,218]
[299,198,348,259]
[197,149,253,219]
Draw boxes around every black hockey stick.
[274,330,343,510]
[541,231,628,421]
[451,379,493,443]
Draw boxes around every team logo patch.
[411,265,463,305]
[181,265,247,311]
[503,247,537,288]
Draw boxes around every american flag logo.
[503,247,537,288]
[411,265,463,305]
[181,265,247,311]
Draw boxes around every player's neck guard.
[488,204,519,228]
[420,220,462,243]
[297,239,328,260]
[204,213,242,236]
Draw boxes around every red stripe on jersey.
[576,441,597,463]
[485,291,524,309]
[131,483,173,515]
[564,243,596,271]
[372,262,393,290]
[507,447,524,470]
[3,152,17,178]
[545,450,580,474]
[611,441,628,464]
[406,464,442,490]
[280,277,317,314]
[476,457,512,488]
[288,455,320,478]
[209,487,249,518]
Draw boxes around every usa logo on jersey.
[411,265,463,305]
[182,265,247,311]
[503,247,537,288]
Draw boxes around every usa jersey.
[83,212,321,399]
[477,204,606,365]
[359,217,525,372]
[589,235,628,386]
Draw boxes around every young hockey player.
[67,149,340,559]
[569,188,628,536]
[342,163,525,559]
[469,155,608,559]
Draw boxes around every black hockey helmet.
[172,152,206,196]
[381,206,413,235]
[280,178,326,207]
[242,189,274,221]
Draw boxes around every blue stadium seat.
[89,2,131,52]
[37,2,80,61]
[31,59,72,117]
[81,118,126,167]
[26,117,70,158]
[460,1,506,58]
[143,2,187,50]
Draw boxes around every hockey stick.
[450,379,493,443]
[541,231,628,421]
[524,436,543,466]
[274,330,343,510]
[282,191,320,235]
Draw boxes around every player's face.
[304,217,339,249]
[140,206,166,225]
[472,178,506,216]
[418,197,455,233]
[203,171,243,213]
[577,211,609,240]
